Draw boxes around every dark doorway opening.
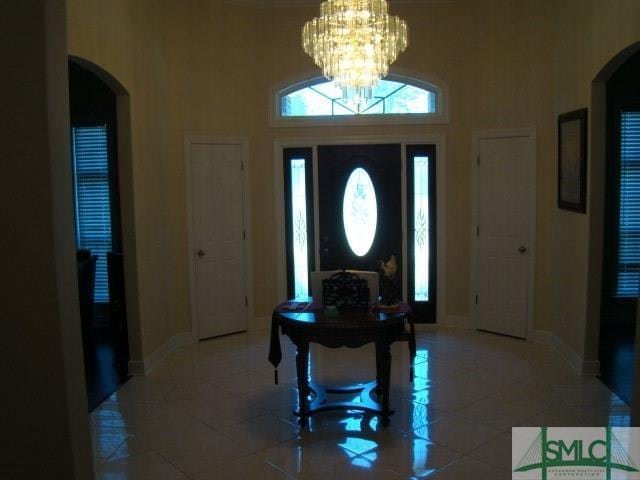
[599,49,640,406]
[69,60,130,411]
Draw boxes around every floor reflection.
[411,350,433,477]
[91,328,633,479]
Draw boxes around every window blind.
[616,110,640,297]
[72,125,112,303]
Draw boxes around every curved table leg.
[376,340,392,426]
[295,341,310,427]
[375,347,382,395]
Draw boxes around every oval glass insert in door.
[342,167,378,256]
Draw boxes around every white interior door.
[190,143,247,339]
[476,135,534,338]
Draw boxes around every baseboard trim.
[530,329,600,376]
[528,329,555,344]
[128,331,196,376]
[129,317,273,376]
[581,359,601,376]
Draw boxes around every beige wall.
[67,0,640,366]
[67,0,260,358]
[550,0,640,360]
[1,0,93,477]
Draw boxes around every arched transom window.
[273,74,447,126]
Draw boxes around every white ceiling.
[224,0,457,7]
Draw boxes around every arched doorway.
[68,57,140,410]
[591,44,640,408]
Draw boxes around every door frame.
[184,135,254,337]
[470,128,537,337]
[274,134,447,324]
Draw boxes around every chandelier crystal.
[302,0,408,107]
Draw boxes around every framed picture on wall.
[558,108,588,213]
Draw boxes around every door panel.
[318,144,402,292]
[191,143,247,339]
[477,136,533,338]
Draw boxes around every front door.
[318,144,402,293]
[189,142,248,339]
[476,135,535,338]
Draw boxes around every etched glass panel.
[311,81,343,99]
[333,103,355,115]
[372,79,405,97]
[360,100,384,115]
[282,88,332,117]
[385,85,433,114]
[281,79,435,117]
[343,168,377,256]
[291,159,309,298]
[414,156,429,301]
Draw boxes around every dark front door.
[318,144,402,296]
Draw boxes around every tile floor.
[91,326,631,479]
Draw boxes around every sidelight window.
[413,156,430,301]
[283,148,314,299]
[407,145,436,317]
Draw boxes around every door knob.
[197,249,206,258]
[518,245,527,254]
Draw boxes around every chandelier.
[302,0,408,106]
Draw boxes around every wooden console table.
[268,301,415,426]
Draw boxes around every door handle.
[197,249,206,258]
[518,246,527,254]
